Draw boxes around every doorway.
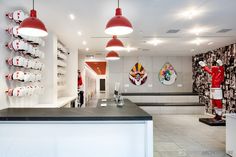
[100,79,106,92]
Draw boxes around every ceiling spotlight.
[190,38,206,46]
[86,48,89,51]
[179,8,202,19]
[77,31,82,36]
[69,14,75,20]
[208,42,214,45]
[146,39,163,46]
[191,49,195,52]
[126,46,137,52]
[189,27,208,35]
[82,41,87,45]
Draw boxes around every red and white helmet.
[24,44,34,55]
[13,87,26,97]
[29,73,36,82]
[5,26,21,38]
[34,60,41,70]
[6,88,14,96]
[28,59,36,69]
[12,71,25,81]
[9,56,26,67]
[7,39,28,52]
[6,10,28,23]
[35,73,42,81]
[26,86,35,96]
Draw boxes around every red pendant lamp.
[105,0,133,36]
[106,35,125,51]
[19,0,48,37]
[106,51,120,60]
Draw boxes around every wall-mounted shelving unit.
[57,41,69,97]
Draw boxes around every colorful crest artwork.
[159,62,177,85]
[129,62,147,86]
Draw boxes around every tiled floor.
[85,93,228,157]
[153,115,228,157]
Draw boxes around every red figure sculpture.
[199,60,224,121]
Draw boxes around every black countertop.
[0,99,152,121]
[121,92,199,96]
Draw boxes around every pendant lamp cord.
[117,0,119,8]
[33,0,35,10]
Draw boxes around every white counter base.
[0,120,153,157]
[226,114,236,156]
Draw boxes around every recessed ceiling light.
[69,14,75,20]
[82,41,87,45]
[191,49,195,52]
[208,42,214,45]
[190,38,206,46]
[179,8,202,19]
[146,39,163,46]
[77,31,82,36]
[86,48,89,51]
[126,46,138,52]
[189,27,208,35]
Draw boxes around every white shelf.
[35,96,77,108]
[57,96,77,107]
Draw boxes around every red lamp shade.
[106,51,120,60]
[106,36,125,51]
[19,10,48,37]
[105,8,133,36]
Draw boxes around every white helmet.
[7,39,27,52]
[12,71,25,81]
[6,10,28,23]
[35,73,42,81]
[13,87,25,97]
[29,73,36,82]
[12,56,26,67]
[5,26,20,38]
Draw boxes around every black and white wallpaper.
[192,43,236,114]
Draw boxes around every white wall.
[108,56,192,96]
[78,55,98,105]
[39,33,57,104]
[65,49,78,98]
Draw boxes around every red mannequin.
[199,60,224,120]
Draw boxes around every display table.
[226,114,236,156]
[0,99,153,157]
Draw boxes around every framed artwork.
[129,62,147,86]
[159,62,177,85]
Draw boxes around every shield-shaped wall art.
[159,62,177,85]
[129,62,147,86]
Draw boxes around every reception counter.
[0,99,153,157]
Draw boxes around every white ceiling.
[2,0,236,56]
